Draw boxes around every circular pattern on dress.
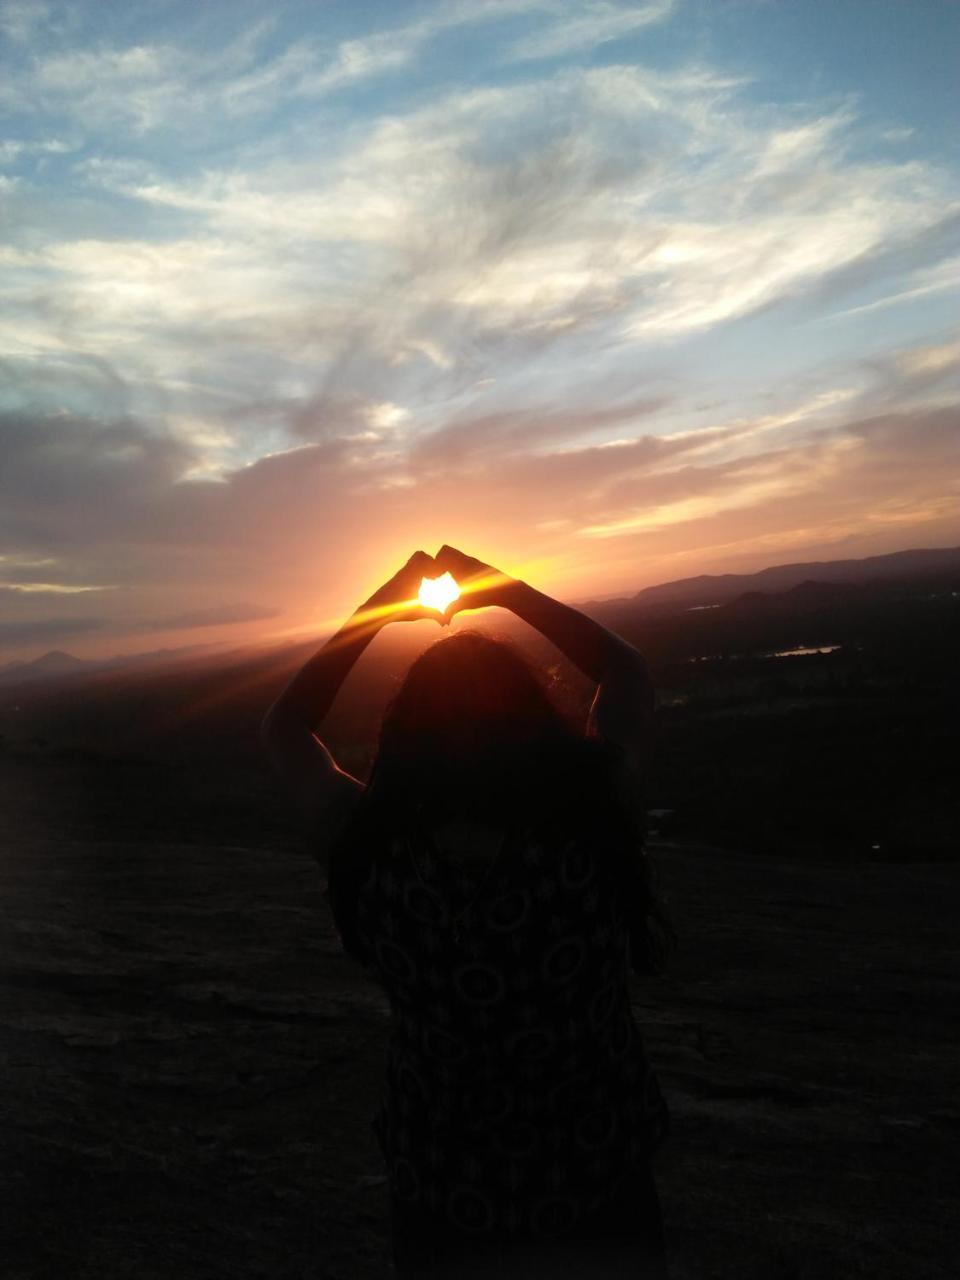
[540,935,587,986]
[446,1185,495,1233]
[575,1105,619,1151]
[453,962,506,1006]
[483,887,531,932]
[344,831,667,1237]
[559,844,594,891]
[374,938,417,984]
[505,1025,558,1061]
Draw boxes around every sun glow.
[418,572,460,613]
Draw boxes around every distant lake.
[770,644,842,657]
[689,643,843,663]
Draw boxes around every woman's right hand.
[434,545,516,619]
[364,550,444,625]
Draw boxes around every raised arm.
[435,545,654,774]
[261,551,440,868]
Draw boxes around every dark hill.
[623,545,960,610]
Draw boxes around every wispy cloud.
[148,602,282,630]
[0,580,116,593]
[1,1,958,655]
[507,0,675,62]
[826,254,960,322]
[0,618,103,647]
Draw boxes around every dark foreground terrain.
[1,746,956,1279]
[2,549,958,1276]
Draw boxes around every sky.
[1,0,958,661]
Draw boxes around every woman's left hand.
[363,550,444,625]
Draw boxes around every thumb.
[407,549,435,574]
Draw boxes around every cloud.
[148,602,282,630]
[0,0,53,44]
[812,210,960,320]
[2,383,959,659]
[0,138,71,164]
[411,396,668,467]
[858,331,960,409]
[0,410,196,551]
[573,402,960,553]
[0,581,114,593]
[828,258,960,322]
[59,57,952,417]
[507,0,675,62]
[2,4,959,654]
[7,2,553,138]
[0,612,103,646]
[20,25,404,135]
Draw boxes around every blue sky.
[1,0,958,658]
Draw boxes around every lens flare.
[418,572,460,613]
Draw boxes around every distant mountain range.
[0,642,218,687]
[3,545,959,689]
[0,650,88,680]
[583,545,960,612]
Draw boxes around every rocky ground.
[1,751,957,1278]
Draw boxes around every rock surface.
[0,754,956,1278]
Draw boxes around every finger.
[396,605,442,625]
[400,551,436,592]
[444,546,490,579]
[436,545,469,575]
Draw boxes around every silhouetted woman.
[262,546,671,1278]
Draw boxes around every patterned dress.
[327,812,669,1240]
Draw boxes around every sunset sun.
[418,572,460,614]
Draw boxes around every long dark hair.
[329,632,672,973]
